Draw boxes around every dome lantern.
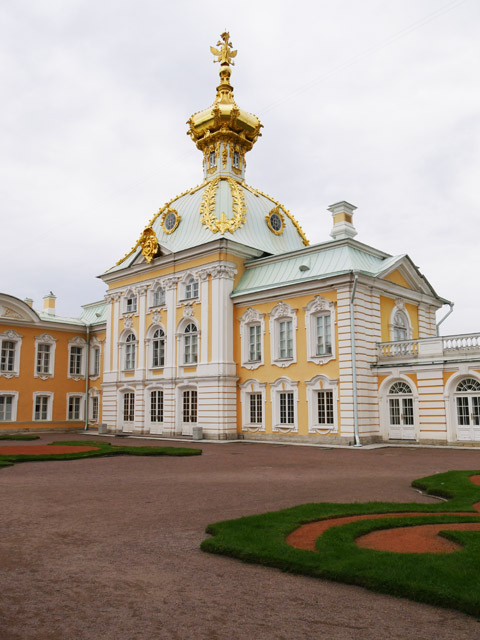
[186,32,263,182]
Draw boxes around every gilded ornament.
[160,208,181,234]
[266,205,286,235]
[199,177,246,235]
[222,145,228,169]
[139,227,159,264]
[210,32,237,66]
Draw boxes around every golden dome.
[186,32,262,154]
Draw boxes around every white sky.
[1,0,479,335]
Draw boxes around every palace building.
[1,33,479,444]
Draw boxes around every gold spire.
[210,32,237,66]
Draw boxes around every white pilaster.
[112,294,121,373]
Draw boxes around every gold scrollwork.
[266,204,286,235]
[139,227,159,264]
[199,177,246,235]
[161,207,181,234]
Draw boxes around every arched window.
[388,381,415,438]
[455,378,480,427]
[185,277,199,300]
[152,286,165,307]
[392,311,409,341]
[183,323,198,364]
[125,333,136,370]
[152,328,165,368]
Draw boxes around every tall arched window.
[387,380,416,440]
[125,333,136,370]
[455,378,480,428]
[392,311,409,341]
[183,323,198,364]
[152,328,165,367]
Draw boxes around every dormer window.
[125,293,137,314]
[185,277,199,300]
[209,151,216,168]
[233,151,240,168]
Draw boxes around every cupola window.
[233,151,240,168]
[209,151,216,168]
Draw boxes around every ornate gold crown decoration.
[210,32,237,66]
[139,227,159,264]
[200,177,246,235]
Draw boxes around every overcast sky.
[1,0,479,335]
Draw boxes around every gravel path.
[1,433,480,640]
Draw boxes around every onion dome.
[186,32,263,182]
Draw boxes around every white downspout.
[350,272,361,447]
[84,325,90,431]
[436,303,454,336]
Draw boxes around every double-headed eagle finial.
[210,31,237,66]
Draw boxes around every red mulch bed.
[286,475,480,554]
[0,445,99,455]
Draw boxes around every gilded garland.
[199,177,246,235]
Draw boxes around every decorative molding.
[199,177,246,235]
[304,296,336,366]
[139,227,159,264]
[0,306,24,320]
[210,265,236,280]
[124,316,133,329]
[152,311,162,324]
[164,276,180,290]
[0,329,23,340]
[183,304,194,318]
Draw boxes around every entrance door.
[181,389,197,436]
[388,381,415,440]
[122,392,135,432]
[455,378,480,442]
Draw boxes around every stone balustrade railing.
[377,332,480,362]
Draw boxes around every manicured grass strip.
[0,440,201,468]
[201,470,480,618]
[0,434,40,440]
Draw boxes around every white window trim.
[389,299,413,341]
[145,383,165,430]
[118,329,137,372]
[378,375,419,441]
[88,388,100,422]
[177,318,200,368]
[116,386,136,429]
[68,337,86,380]
[66,393,84,421]
[89,337,102,378]
[149,280,167,308]
[444,371,480,443]
[0,390,19,422]
[270,377,298,433]
[34,333,57,379]
[306,375,338,434]
[176,383,198,431]
[32,391,54,422]
[123,289,138,315]
[239,308,265,370]
[0,329,22,378]
[240,379,266,432]
[146,323,167,370]
[179,272,200,303]
[269,302,297,368]
[304,296,336,365]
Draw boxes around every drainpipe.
[436,302,454,336]
[84,324,90,431]
[350,272,362,447]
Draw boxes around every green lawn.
[202,470,480,617]
[0,434,40,440]
[0,440,201,469]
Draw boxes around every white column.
[198,268,210,363]
[112,294,121,374]
[164,277,179,378]
[210,265,236,370]
[136,285,147,375]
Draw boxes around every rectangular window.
[456,397,470,426]
[183,390,197,423]
[68,396,81,420]
[279,392,294,425]
[248,325,261,362]
[389,398,401,425]
[125,344,135,370]
[473,397,480,427]
[317,390,334,425]
[35,395,50,421]
[0,396,13,421]
[153,339,165,367]
[185,280,199,299]
[153,289,165,306]
[402,398,414,425]
[69,346,82,376]
[184,335,198,364]
[316,315,332,356]
[0,341,15,372]
[126,296,137,313]
[36,343,51,374]
[123,393,135,422]
[150,390,164,423]
[92,348,100,376]
[249,393,263,424]
[279,320,293,359]
[91,396,99,422]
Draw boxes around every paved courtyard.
[1,433,480,639]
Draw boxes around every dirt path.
[1,434,480,639]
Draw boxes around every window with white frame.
[124,333,136,370]
[271,377,298,432]
[125,292,137,314]
[389,301,412,342]
[233,150,240,169]
[183,322,198,365]
[305,296,336,365]
[34,334,56,378]
[240,379,266,432]
[0,330,22,377]
[269,302,297,368]
[152,285,166,307]
[0,393,17,421]
[239,308,265,370]
[152,328,165,367]
[306,375,338,433]
[209,151,216,168]
[150,389,164,423]
[90,396,99,422]
[183,389,197,423]
[92,346,100,376]
[67,395,83,421]
[123,392,135,422]
[455,378,480,427]
[185,277,199,300]
[33,392,53,421]
[68,341,85,377]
